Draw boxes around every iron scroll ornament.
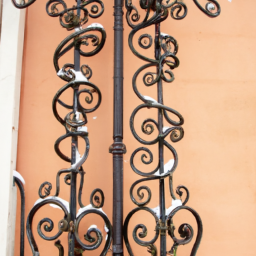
[124,0,220,256]
[12,0,112,255]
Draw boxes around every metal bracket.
[156,219,172,236]
[109,142,127,154]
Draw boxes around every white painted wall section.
[0,0,26,255]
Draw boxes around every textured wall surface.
[15,0,256,255]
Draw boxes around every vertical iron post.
[110,0,125,255]
[69,1,81,255]
[155,21,167,256]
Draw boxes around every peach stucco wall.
[15,0,256,255]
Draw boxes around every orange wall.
[15,0,256,255]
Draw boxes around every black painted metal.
[12,1,112,255]
[11,0,222,255]
[124,0,221,255]
[14,177,25,256]
[111,0,126,255]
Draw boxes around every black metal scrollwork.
[124,0,220,255]
[12,0,112,255]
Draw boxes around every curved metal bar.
[193,0,221,18]
[81,0,105,18]
[55,240,64,256]
[38,169,74,199]
[78,167,86,208]
[37,218,63,241]
[90,188,105,208]
[26,199,68,255]
[53,27,106,80]
[52,80,102,125]
[130,104,183,146]
[14,177,25,256]
[167,206,203,256]
[74,209,112,255]
[130,147,160,176]
[130,176,159,206]
[124,207,160,256]
[176,185,190,206]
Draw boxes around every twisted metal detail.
[12,1,112,255]
[124,0,220,255]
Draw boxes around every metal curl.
[131,140,178,180]
[84,226,101,244]
[53,81,101,125]
[81,64,93,80]
[77,86,102,112]
[138,34,153,49]
[125,0,154,30]
[81,0,104,18]
[133,64,159,102]
[130,176,159,206]
[90,188,105,208]
[64,173,71,185]
[59,8,88,30]
[53,27,106,77]
[167,206,203,256]
[162,69,175,83]
[46,0,67,17]
[170,1,188,20]
[142,119,158,135]
[125,1,141,28]
[130,106,160,145]
[160,34,178,55]
[130,147,160,177]
[124,207,160,256]
[132,57,179,104]
[131,104,183,144]
[38,182,52,199]
[162,126,184,143]
[26,199,69,255]
[39,169,71,199]
[143,72,158,86]
[176,185,190,206]
[37,218,62,241]
[74,209,112,254]
[46,1,89,30]
[76,34,100,55]
[163,106,184,127]
[128,10,168,64]
[193,0,221,18]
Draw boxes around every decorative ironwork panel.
[12,0,112,255]
[124,1,220,255]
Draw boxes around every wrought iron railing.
[11,0,221,255]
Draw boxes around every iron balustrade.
[11,0,221,255]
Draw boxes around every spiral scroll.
[124,0,220,255]
[12,0,111,255]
